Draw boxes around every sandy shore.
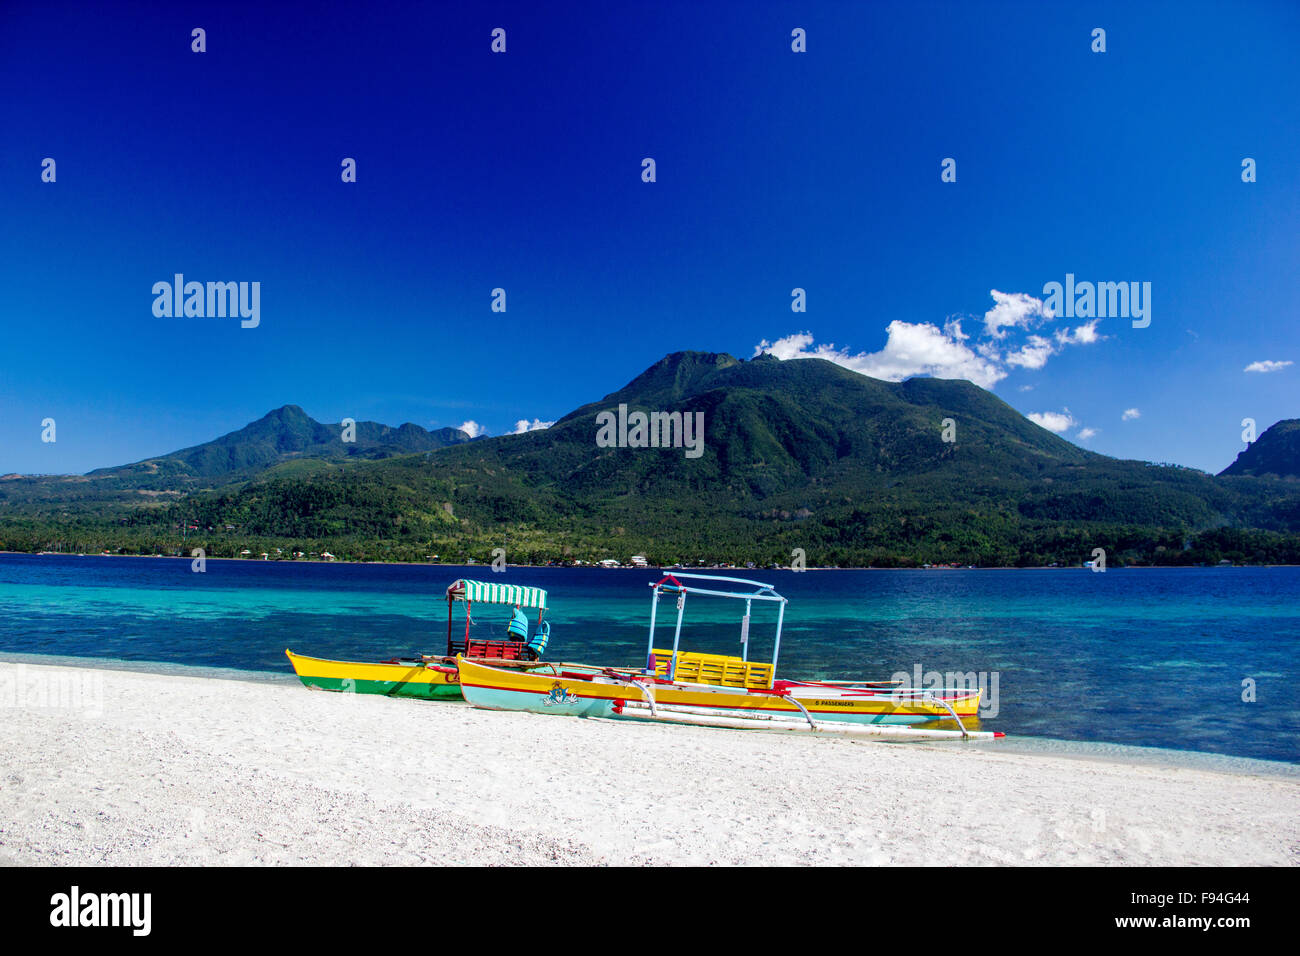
[1,660,1296,866]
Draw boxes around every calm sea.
[1,554,1296,765]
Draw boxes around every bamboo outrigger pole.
[607,700,1003,740]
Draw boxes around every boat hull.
[285,649,462,701]
[457,657,980,725]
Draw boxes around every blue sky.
[1,0,1296,475]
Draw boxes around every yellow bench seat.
[651,648,773,688]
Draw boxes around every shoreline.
[2,658,1296,866]
[5,551,1298,571]
[3,651,1296,781]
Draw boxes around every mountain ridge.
[84,404,472,484]
[3,352,1298,566]
[1220,419,1300,479]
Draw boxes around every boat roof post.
[446,595,454,656]
[770,597,787,686]
[741,598,752,662]
[668,590,687,680]
[645,586,660,671]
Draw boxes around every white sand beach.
[1,660,1296,866]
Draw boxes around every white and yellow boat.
[458,574,1002,740]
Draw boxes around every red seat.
[465,638,527,660]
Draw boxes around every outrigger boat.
[286,578,553,701]
[285,649,464,700]
[458,573,1003,740]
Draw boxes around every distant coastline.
[4,550,1296,571]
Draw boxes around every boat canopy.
[652,573,785,603]
[646,573,788,684]
[445,579,548,610]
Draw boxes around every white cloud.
[1018,384,1034,392]
[512,418,555,434]
[755,291,1111,394]
[1077,427,1098,440]
[1055,320,1102,346]
[1244,359,1293,373]
[1027,409,1076,433]
[984,290,1053,339]
[1122,408,1140,421]
[458,420,486,438]
[755,324,1006,389]
[1004,335,1055,370]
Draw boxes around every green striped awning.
[445,579,548,609]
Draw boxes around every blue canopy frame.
[645,573,788,685]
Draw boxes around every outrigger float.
[458,573,1003,741]
[286,578,553,700]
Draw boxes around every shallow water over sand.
[1,555,1296,763]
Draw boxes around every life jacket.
[507,608,530,640]
[527,620,551,656]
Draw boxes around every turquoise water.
[1,554,1297,764]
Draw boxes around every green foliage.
[3,353,1299,567]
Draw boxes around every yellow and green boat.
[286,578,552,701]
[285,649,464,699]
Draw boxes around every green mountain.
[89,405,470,482]
[4,352,1299,566]
[0,406,470,514]
[522,350,1096,498]
[1220,419,1300,479]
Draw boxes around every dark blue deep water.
[1,554,1297,763]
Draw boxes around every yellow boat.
[285,649,463,700]
[286,578,553,701]
[457,573,1001,739]
[457,655,983,726]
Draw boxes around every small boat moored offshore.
[286,577,553,701]
[458,573,1003,741]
